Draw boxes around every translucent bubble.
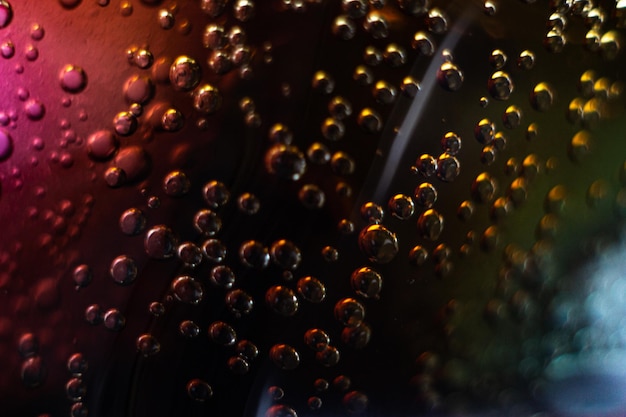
[67,353,88,375]
[388,194,414,220]
[358,224,398,264]
[472,172,497,203]
[417,209,444,240]
[136,334,160,357]
[569,130,592,162]
[149,302,165,316]
[187,379,212,401]
[84,304,103,325]
[266,285,299,316]
[233,0,255,22]
[18,333,38,358]
[171,276,204,304]
[270,240,302,270]
[488,71,514,100]
[508,178,528,207]
[266,404,297,417]
[316,345,340,367]
[600,31,621,60]
[357,107,382,132]
[474,118,495,144]
[0,128,13,160]
[414,182,437,208]
[412,31,435,55]
[530,82,555,111]
[545,184,567,214]
[228,355,249,375]
[343,391,369,414]
[414,154,437,177]
[333,15,356,40]
[193,209,222,236]
[112,111,137,136]
[334,298,365,327]
[342,0,368,17]
[312,70,335,94]
[201,0,227,17]
[269,344,300,371]
[437,62,463,91]
[179,320,200,338]
[308,396,322,410]
[373,80,397,104]
[304,328,330,352]
[191,84,221,114]
[163,171,190,197]
[24,98,45,120]
[157,9,174,29]
[401,76,420,97]
[236,340,259,360]
[169,56,201,91]
[503,105,522,129]
[328,96,352,120]
[351,267,382,298]
[343,318,373,347]
[103,308,126,331]
[21,356,46,388]
[72,264,92,289]
[208,321,236,346]
[268,123,293,145]
[436,153,460,182]
[201,239,226,264]
[353,65,373,86]
[364,12,389,39]
[86,130,118,160]
[408,245,428,266]
[297,276,326,303]
[321,117,345,141]
[0,1,12,28]
[265,144,306,180]
[517,50,535,69]
[131,48,153,69]
[161,107,184,132]
[119,208,146,236]
[177,242,203,268]
[109,255,137,285]
[299,184,326,209]
[585,28,601,51]
[59,65,87,93]
[226,289,254,316]
[144,225,176,259]
[544,29,565,53]
[439,131,461,155]
[0,39,14,58]
[124,75,153,104]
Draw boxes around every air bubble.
[208,321,237,346]
[358,224,398,263]
[270,344,300,370]
[109,255,137,285]
[169,56,201,91]
[136,334,160,357]
[0,128,13,160]
[265,144,306,180]
[103,308,126,331]
[414,182,437,208]
[193,209,222,236]
[488,71,514,100]
[239,240,269,269]
[334,298,365,327]
[226,289,254,316]
[87,130,118,160]
[119,208,146,235]
[437,62,463,91]
[270,239,302,270]
[60,65,87,93]
[351,267,382,298]
[163,171,190,197]
[171,276,204,304]
[266,285,299,316]
[72,264,92,289]
[144,225,176,259]
[187,379,212,401]
[436,153,460,182]
[297,276,326,303]
[388,194,414,220]
[417,209,444,240]
[530,82,555,111]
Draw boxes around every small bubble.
[488,71,514,100]
[84,304,103,325]
[144,225,177,259]
[60,65,87,93]
[0,128,13,160]
[113,111,137,136]
[237,192,260,214]
[226,289,254,316]
[364,12,389,39]
[109,255,137,285]
[270,344,300,370]
[517,50,535,70]
[334,298,365,327]
[265,144,306,180]
[354,65,374,86]
[119,208,146,236]
[171,276,204,304]
[136,334,160,357]
[530,82,555,111]
[24,99,45,120]
[193,209,222,236]
[158,9,174,29]
[208,321,237,346]
[187,379,212,401]
[239,240,269,269]
[414,182,437,208]
[316,345,340,367]
[266,285,299,316]
[321,117,345,141]
[351,267,382,298]
[401,76,420,97]
[343,391,369,414]
[304,328,330,352]
[388,194,414,220]
[569,130,592,162]
[103,308,126,331]
[412,31,435,55]
[169,56,201,91]
[437,62,463,91]
[87,130,118,160]
[489,49,507,69]
[149,302,165,316]
[67,353,88,375]
[333,15,356,40]
[358,224,398,263]
[297,276,326,303]
[179,320,200,338]
[1,39,14,58]
[21,356,46,388]
[503,105,522,129]
[270,239,302,270]
[299,184,326,209]
[357,108,382,132]
[417,209,444,240]
[72,264,92,289]
[124,75,154,104]
[408,245,429,266]
[474,118,495,144]
[436,153,460,182]
[203,239,227,263]
[163,171,190,197]
[312,70,335,94]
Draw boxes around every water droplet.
[270,344,300,370]
[472,172,497,203]
[437,62,463,91]
[358,224,398,263]
[193,209,222,236]
[84,304,103,325]
[67,353,88,375]
[60,65,87,93]
[24,99,45,120]
[109,255,137,285]
[517,50,535,70]
[86,130,118,160]
[193,84,221,114]
[177,242,203,267]
[158,9,174,29]
[119,208,146,235]
[436,153,460,182]
[225,289,254,316]
[0,1,12,28]
[203,239,227,263]
[170,275,203,304]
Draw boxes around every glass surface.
[1,1,626,416]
